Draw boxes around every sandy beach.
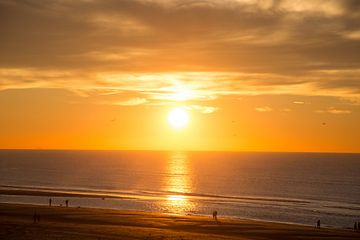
[0,203,358,240]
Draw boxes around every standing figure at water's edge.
[212,211,218,222]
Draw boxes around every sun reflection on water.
[162,151,195,214]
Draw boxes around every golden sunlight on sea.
[162,152,195,214]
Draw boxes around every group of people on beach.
[33,211,40,223]
[33,199,71,223]
[316,219,360,231]
[34,201,360,231]
[354,222,360,231]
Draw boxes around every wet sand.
[0,203,358,240]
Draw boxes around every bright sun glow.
[168,195,186,201]
[168,108,189,129]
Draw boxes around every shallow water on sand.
[0,150,359,228]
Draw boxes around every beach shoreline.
[0,202,359,240]
[1,188,358,230]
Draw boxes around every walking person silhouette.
[212,211,218,222]
[33,211,37,223]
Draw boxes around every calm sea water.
[0,150,359,228]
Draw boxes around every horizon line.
[0,148,359,155]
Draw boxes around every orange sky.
[0,0,359,152]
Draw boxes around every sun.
[168,108,189,129]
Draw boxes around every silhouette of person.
[49,198,52,207]
[212,211,218,222]
[354,222,357,231]
[65,200,69,207]
[317,219,321,228]
[33,211,37,223]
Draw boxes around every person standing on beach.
[212,211,218,222]
[65,199,69,207]
[49,198,52,207]
[316,219,321,228]
[354,222,357,231]
[33,211,37,223]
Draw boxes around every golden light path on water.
[162,151,195,214]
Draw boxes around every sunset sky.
[0,0,359,152]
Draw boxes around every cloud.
[187,105,218,114]
[278,0,345,16]
[327,108,352,114]
[255,106,273,112]
[312,69,360,94]
[0,0,359,102]
[113,97,148,106]
[1,69,359,103]
[315,107,352,114]
[342,31,360,40]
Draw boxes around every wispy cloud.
[255,106,273,112]
[293,101,305,104]
[113,97,148,106]
[187,105,218,114]
[327,108,352,114]
[315,107,352,114]
[1,69,359,103]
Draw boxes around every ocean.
[0,150,359,228]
